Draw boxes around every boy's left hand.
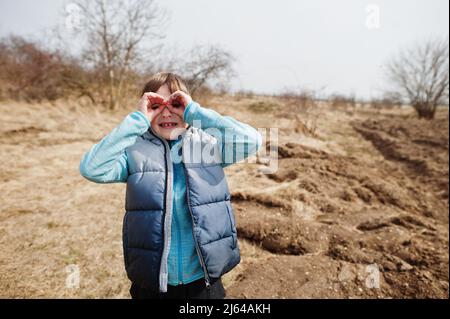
[168,90,192,119]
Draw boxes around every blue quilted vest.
[122,125,240,293]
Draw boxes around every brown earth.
[0,97,448,298]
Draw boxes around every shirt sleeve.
[79,110,150,183]
[183,101,262,168]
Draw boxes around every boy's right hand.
[136,92,167,122]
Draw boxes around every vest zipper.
[182,162,212,289]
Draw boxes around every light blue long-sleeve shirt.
[79,101,262,286]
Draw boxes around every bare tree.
[385,38,449,119]
[73,0,168,109]
[176,45,236,97]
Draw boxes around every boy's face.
[151,84,188,140]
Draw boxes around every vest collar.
[142,124,193,145]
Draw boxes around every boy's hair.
[141,72,190,96]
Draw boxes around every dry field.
[0,96,448,298]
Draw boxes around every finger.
[166,104,184,118]
[148,105,163,121]
[168,91,182,100]
[146,94,165,101]
[169,94,184,106]
[143,92,164,98]
[144,92,166,103]
[147,103,164,114]
[148,96,166,107]
[152,106,163,117]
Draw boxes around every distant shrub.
[369,94,403,110]
[247,101,279,113]
[0,35,95,103]
[329,94,357,109]
[235,90,255,100]
[277,89,321,137]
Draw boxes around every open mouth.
[159,122,178,129]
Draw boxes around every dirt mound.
[226,254,391,298]
[232,191,328,255]
[353,115,449,211]
[225,109,448,298]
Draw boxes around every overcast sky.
[0,0,448,99]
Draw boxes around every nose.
[161,106,172,117]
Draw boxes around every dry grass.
[0,97,448,298]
